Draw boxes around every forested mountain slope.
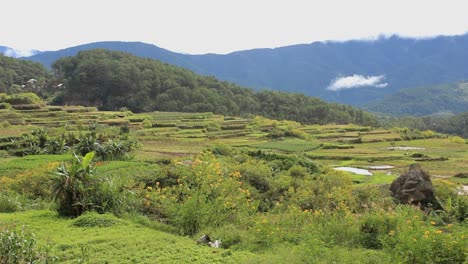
[52,49,377,125]
[0,54,51,93]
[365,82,468,116]
[24,34,468,106]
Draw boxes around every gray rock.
[390,164,443,210]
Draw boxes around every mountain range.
[2,33,468,108]
[364,81,468,116]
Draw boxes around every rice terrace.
[0,100,467,263]
[2,3,468,261]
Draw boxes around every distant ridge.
[15,33,468,106]
[364,81,468,116]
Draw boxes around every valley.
[1,104,467,263]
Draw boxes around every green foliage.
[76,134,140,161]
[142,118,152,128]
[0,225,57,263]
[52,152,138,217]
[8,126,140,159]
[381,206,466,264]
[359,211,397,249]
[72,212,120,227]
[0,210,257,263]
[52,49,378,126]
[320,143,354,149]
[0,102,11,110]
[4,92,44,105]
[0,120,10,128]
[290,169,355,212]
[0,54,51,94]
[366,82,468,116]
[145,153,257,235]
[449,136,466,144]
[0,191,23,213]
[380,112,468,138]
[432,179,468,222]
[52,152,96,217]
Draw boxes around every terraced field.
[1,105,467,186]
[1,105,467,263]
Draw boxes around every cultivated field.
[1,106,467,263]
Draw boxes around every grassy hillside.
[0,106,467,263]
[365,82,468,116]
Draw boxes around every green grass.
[0,210,258,263]
[247,139,320,153]
[345,171,397,185]
[1,108,467,264]
[0,154,70,178]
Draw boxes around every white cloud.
[327,74,388,91]
[3,48,39,58]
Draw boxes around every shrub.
[0,102,11,110]
[52,152,138,217]
[290,169,355,212]
[1,120,10,128]
[52,152,97,217]
[146,153,257,235]
[73,212,120,227]
[432,179,468,222]
[142,118,152,128]
[0,93,7,102]
[209,144,234,156]
[5,93,43,105]
[449,136,466,144]
[382,206,466,264]
[0,225,57,263]
[359,212,397,249]
[0,192,22,213]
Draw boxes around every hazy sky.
[2,0,468,54]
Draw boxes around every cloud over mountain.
[2,48,40,58]
[327,74,388,91]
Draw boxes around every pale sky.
[2,0,468,54]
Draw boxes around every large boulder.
[390,164,443,210]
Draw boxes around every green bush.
[382,206,466,264]
[210,144,234,156]
[1,120,10,128]
[0,102,12,110]
[52,152,139,217]
[0,93,7,102]
[4,93,43,105]
[359,212,397,249]
[52,152,97,217]
[0,225,57,263]
[73,212,120,227]
[142,118,152,128]
[146,153,257,235]
[0,192,23,213]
